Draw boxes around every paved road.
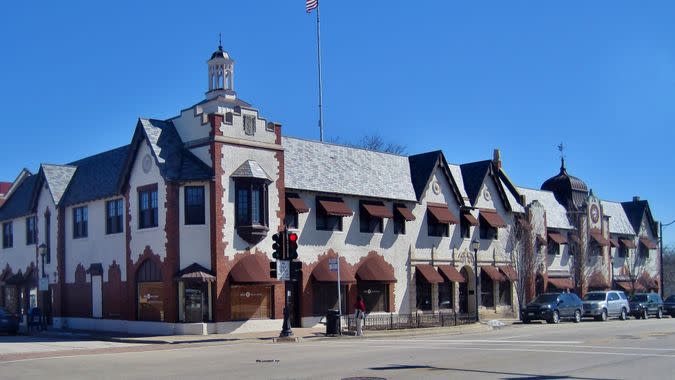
[1,318,674,379]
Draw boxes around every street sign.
[328,258,338,273]
[39,277,49,291]
[277,260,290,281]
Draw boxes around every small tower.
[206,41,235,100]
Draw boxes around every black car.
[522,292,583,324]
[0,307,19,335]
[629,293,664,319]
[661,295,675,317]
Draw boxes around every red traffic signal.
[288,232,298,243]
[288,232,298,260]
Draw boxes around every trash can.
[325,309,341,336]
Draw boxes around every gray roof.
[231,160,271,181]
[501,178,525,213]
[61,145,131,207]
[139,119,213,182]
[0,174,38,221]
[447,164,469,204]
[517,187,573,230]
[283,137,417,202]
[601,200,636,236]
[41,164,77,205]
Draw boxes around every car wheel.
[642,309,649,320]
[547,310,560,324]
[522,318,530,324]
[657,308,663,319]
[600,309,608,322]
[619,308,627,321]
[574,309,581,323]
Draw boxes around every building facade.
[0,47,663,334]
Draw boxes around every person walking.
[354,296,366,336]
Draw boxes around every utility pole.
[659,219,675,297]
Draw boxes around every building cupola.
[541,147,588,211]
[206,38,235,100]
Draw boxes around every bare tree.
[663,245,675,296]
[328,134,407,155]
[568,208,589,296]
[510,203,545,310]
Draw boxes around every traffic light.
[269,261,277,279]
[272,232,285,259]
[288,232,298,260]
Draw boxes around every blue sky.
[1,1,674,245]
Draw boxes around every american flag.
[306,0,318,13]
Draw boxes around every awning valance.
[479,209,506,228]
[548,232,567,245]
[609,238,619,248]
[620,238,636,249]
[427,203,458,224]
[229,255,279,284]
[362,203,393,219]
[547,277,574,290]
[639,237,658,250]
[438,265,465,283]
[499,265,518,281]
[175,263,216,282]
[590,229,610,247]
[461,211,479,226]
[355,255,397,283]
[415,264,444,284]
[319,199,353,217]
[287,195,309,213]
[395,205,416,221]
[481,266,506,282]
[616,281,645,292]
[311,256,356,284]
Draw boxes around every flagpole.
[316,1,325,142]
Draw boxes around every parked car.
[662,295,675,317]
[582,291,630,321]
[0,307,19,335]
[522,292,583,324]
[629,293,664,319]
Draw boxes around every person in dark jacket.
[354,296,366,336]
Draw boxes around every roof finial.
[557,142,566,171]
[218,33,223,51]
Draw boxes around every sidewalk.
[32,318,518,345]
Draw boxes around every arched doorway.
[459,266,475,314]
[136,260,163,321]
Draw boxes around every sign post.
[329,256,342,335]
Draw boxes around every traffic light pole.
[279,276,293,337]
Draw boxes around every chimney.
[493,149,502,169]
[633,196,640,203]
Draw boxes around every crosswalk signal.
[272,232,285,260]
[269,261,277,279]
[288,232,298,260]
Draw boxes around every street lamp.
[470,239,480,322]
[38,244,47,278]
[660,220,675,297]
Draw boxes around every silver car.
[582,291,630,321]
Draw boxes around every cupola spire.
[206,38,235,100]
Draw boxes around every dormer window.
[316,197,352,231]
[2,222,12,249]
[393,204,415,235]
[618,238,635,258]
[426,203,457,237]
[232,160,272,244]
[547,231,567,255]
[73,206,88,239]
[285,193,309,230]
[460,210,478,239]
[359,201,392,234]
[479,209,505,240]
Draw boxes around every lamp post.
[659,220,675,297]
[470,239,480,322]
[38,244,47,278]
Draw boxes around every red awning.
[480,209,506,228]
[356,255,397,283]
[395,205,416,221]
[547,277,574,290]
[609,238,619,248]
[438,265,465,283]
[319,199,353,217]
[461,212,479,226]
[620,238,636,249]
[639,237,658,250]
[547,232,567,245]
[536,235,547,246]
[311,256,356,284]
[287,196,309,213]
[229,255,280,284]
[362,203,394,219]
[590,229,610,247]
[415,264,444,284]
[481,266,506,282]
[616,281,645,292]
[499,265,518,281]
[588,272,610,289]
[427,203,458,224]
[174,263,216,282]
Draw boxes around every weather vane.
[557,142,566,169]
[218,33,222,49]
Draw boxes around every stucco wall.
[178,182,211,270]
[0,214,37,276]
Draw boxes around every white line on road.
[352,338,583,344]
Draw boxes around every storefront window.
[415,274,432,311]
[357,282,388,313]
[480,270,494,307]
[184,283,209,322]
[230,285,272,320]
[498,281,511,305]
[439,282,453,309]
[312,283,347,316]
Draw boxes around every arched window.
[137,260,164,321]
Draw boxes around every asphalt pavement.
[0,317,673,379]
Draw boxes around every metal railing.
[345,310,476,332]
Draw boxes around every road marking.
[349,338,583,344]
